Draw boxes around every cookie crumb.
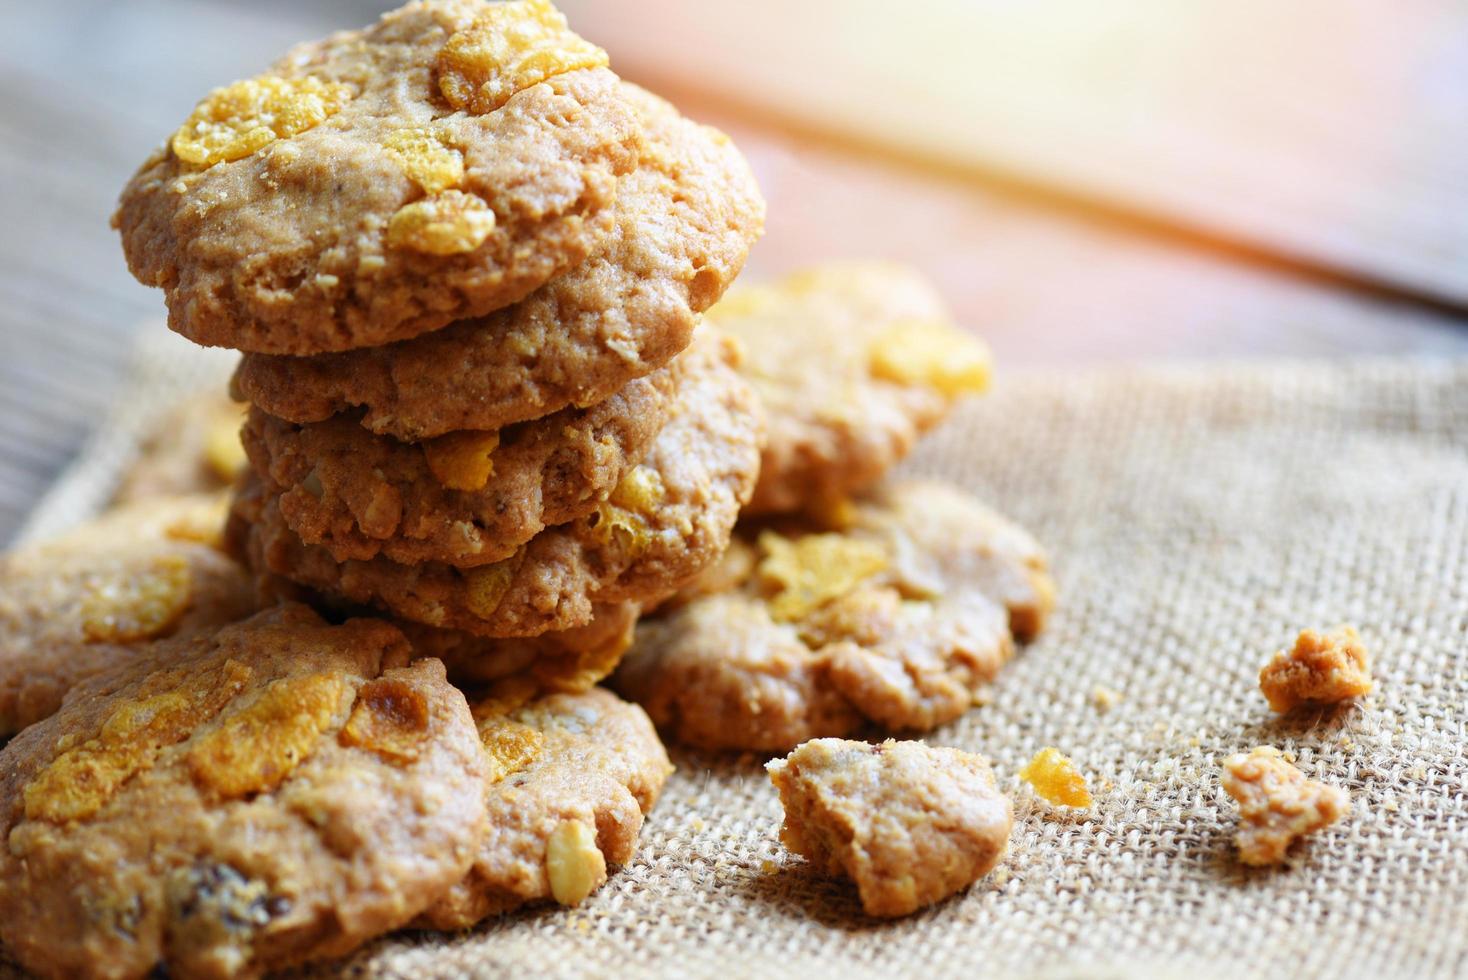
[1019,747,1093,808]
[767,738,1012,917]
[1259,626,1372,713]
[1091,685,1121,713]
[1222,746,1349,865]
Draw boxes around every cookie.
[612,481,1055,751]
[419,686,671,928]
[241,348,686,570]
[115,392,248,504]
[400,601,639,690]
[230,331,762,636]
[115,0,642,354]
[0,603,488,979]
[767,738,1012,918]
[0,495,257,737]
[706,263,991,514]
[233,83,764,440]
[1222,746,1349,865]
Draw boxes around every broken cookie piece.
[1222,746,1349,866]
[613,480,1054,752]
[1259,626,1373,713]
[767,738,1012,918]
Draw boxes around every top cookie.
[0,603,488,979]
[115,0,641,355]
[0,495,258,737]
[232,83,764,439]
[707,263,991,514]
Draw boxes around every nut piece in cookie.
[233,82,764,440]
[241,351,684,569]
[1222,746,1349,866]
[115,0,641,354]
[0,604,489,979]
[708,263,990,514]
[0,495,257,736]
[767,738,1012,918]
[231,331,763,638]
[1259,626,1373,713]
[613,480,1054,752]
[115,392,247,504]
[417,687,672,928]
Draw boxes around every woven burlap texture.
[9,334,1468,980]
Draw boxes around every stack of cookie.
[113,0,764,683]
[613,263,1058,751]
[0,2,764,977]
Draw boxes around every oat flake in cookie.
[241,349,686,570]
[0,494,258,737]
[231,331,763,637]
[0,604,488,980]
[709,263,992,515]
[115,0,641,354]
[233,83,764,439]
[613,481,1055,752]
[419,686,671,927]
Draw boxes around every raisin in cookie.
[707,263,991,514]
[233,83,763,439]
[116,0,641,354]
[241,346,688,570]
[613,481,1054,751]
[419,686,671,927]
[115,392,247,504]
[768,738,1012,917]
[0,495,257,737]
[0,603,488,979]
[231,332,762,637]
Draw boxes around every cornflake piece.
[767,738,1012,917]
[868,318,992,396]
[382,126,464,194]
[1222,746,1349,865]
[422,430,500,491]
[172,75,351,167]
[79,554,194,643]
[1019,747,1093,808]
[437,0,609,114]
[386,190,496,256]
[1259,626,1373,713]
[755,531,888,623]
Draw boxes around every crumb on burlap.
[1259,626,1372,713]
[1221,746,1349,865]
[1019,747,1093,809]
[767,738,1011,917]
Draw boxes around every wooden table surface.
[3,0,1466,543]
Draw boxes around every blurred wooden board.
[2,0,1467,543]
[565,0,1468,308]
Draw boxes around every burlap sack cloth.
[10,334,1468,980]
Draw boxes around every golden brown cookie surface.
[613,481,1054,751]
[116,0,640,355]
[768,738,1012,917]
[708,263,991,515]
[0,604,488,979]
[0,495,258,737]
[242,347,688,570]
[419,686,671,928]
[115,393,248,504]
[233,84,763,438]
[231,332,763,637]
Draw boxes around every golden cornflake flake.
[80,554,194,644]
[423,430,500,491]
[437,0,608,115]
[1019,747,1094,808]
[172,75,351,167]
[383,126,465,194]
[868,318,992,396]
[756,531,888,623]
[386,190,496,255]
